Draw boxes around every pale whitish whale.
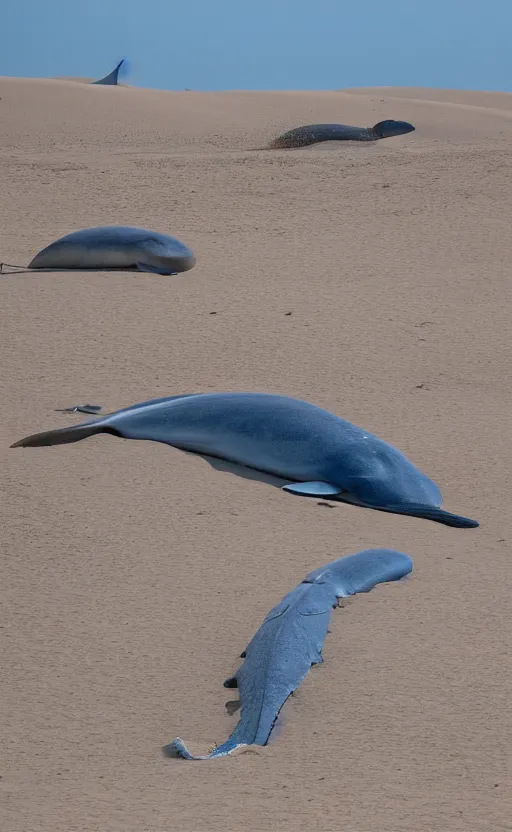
[91,59,125,86]
[27,226,196,275]
[10,392,479,528]
[267,119,415,149]
[165,548,413,760]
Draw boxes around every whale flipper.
[282,481,341,496]
[55,404,103,414]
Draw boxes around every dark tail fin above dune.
[10,421,105,448]
[91,59,125,86]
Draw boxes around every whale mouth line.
[326,494,478,528]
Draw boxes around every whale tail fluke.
[91,58,126,86]
[163,736,247,761]
[10,421,105,448]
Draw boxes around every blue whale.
[166,548,413,759]
[10,392,478,528]
[27,226,196,275]
[268,119,415,148]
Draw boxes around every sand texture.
[1,79,511,832]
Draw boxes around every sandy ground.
[1,79,511,832]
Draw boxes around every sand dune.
[1,79,510,832]
[3,78,512,158]
[344,85,512,109]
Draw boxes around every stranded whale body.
[11,391,479,528]
[267,119,415,148]
[165,548,413,759]
[27,226,196,275]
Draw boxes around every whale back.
[269,123,372,148]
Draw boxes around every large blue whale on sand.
[27,226,196,275]
[11,391,479,528]
[165,548,413,759]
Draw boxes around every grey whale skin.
[28,226,196,275]
[11,392,479,528]
[166,548,413,760]
[269,119,415,148]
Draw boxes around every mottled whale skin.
[10,392,478,528]
[28,226,196,275]
[91,59,124,86]
[166,548,413,760]
[269,119,415,148]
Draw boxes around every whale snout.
[153,241,196,274]
[178,253,197,272]
[394,120,415,134]
[373,119,416,138]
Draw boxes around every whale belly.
[30,242,138,269]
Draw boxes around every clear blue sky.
[3,0,511,92]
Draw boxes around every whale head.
[373,119,415,138]
[305,549,413,597]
